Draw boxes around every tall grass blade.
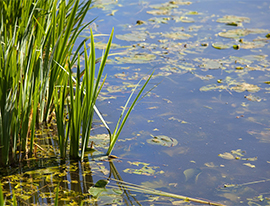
[0,181,4,206]
[106,71,154,155]
[55,182,60,206]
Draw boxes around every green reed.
[54,29,113,160]
[106,72,153,156]
[0,0,152,166]
[0,0,92,166]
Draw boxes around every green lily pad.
[88,179,123,202]
[147,135,178,147]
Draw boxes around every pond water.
[1,0,270,205]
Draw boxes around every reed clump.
[0,0,152,166]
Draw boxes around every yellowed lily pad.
[219,29,269,39]
[218,152,235,160]
[200,84,227,91]
[147,135,178,147]
[169,0,192,5]
[217,15,250,26]
[231,83,260,93]
[212,42,231,49]
[243,163,255,168]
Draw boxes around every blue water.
[87,0,270,205]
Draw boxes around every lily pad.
[212,42,231,49]
[161,32,192,40]
[243,163,255,168]
[218,29,249,38]
[147,10,169,15]
[169,0,192,5]
[218,152,235,160]
[116,32,147,42]
[149,17,171,24]
[115,53,156,64]
[219,29,269,39]
[123,165,162,176]
[231,83,260,93]
[149,3,178,10]
[217,15,250,26]
[88,179,123,204]
[147,135,178,147]
[200,84,227,91]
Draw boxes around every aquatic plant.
[106,72,153,156]
[0,0,92,166]
[0,0,152,165]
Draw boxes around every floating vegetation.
[147,135,178,147]
[1,0,270,205]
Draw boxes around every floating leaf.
[230,56,253,65]
[116,32,147,41]
[218,152,235,160]
[231,149,245,157]
[115,53,156,64]
[200,84,227,91]
[217,15,250,26]
[127,161,149,166]
[239,40,266,49]
[94,180,109,188]
[141,180,165,189]
[147,135,178,147]
[219,29,269,39]
[169,0,192,5]
[219,29,248,38]
[212,42,231,49]
[147,10,169,15]
[123,166,158,176]
[204,162,216,168]
[244,94,262,102]
[243,163,255,168]
[231,83,260,93]
[149,3,178,10]
[161,32,192,40]
[149,17,170,24]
